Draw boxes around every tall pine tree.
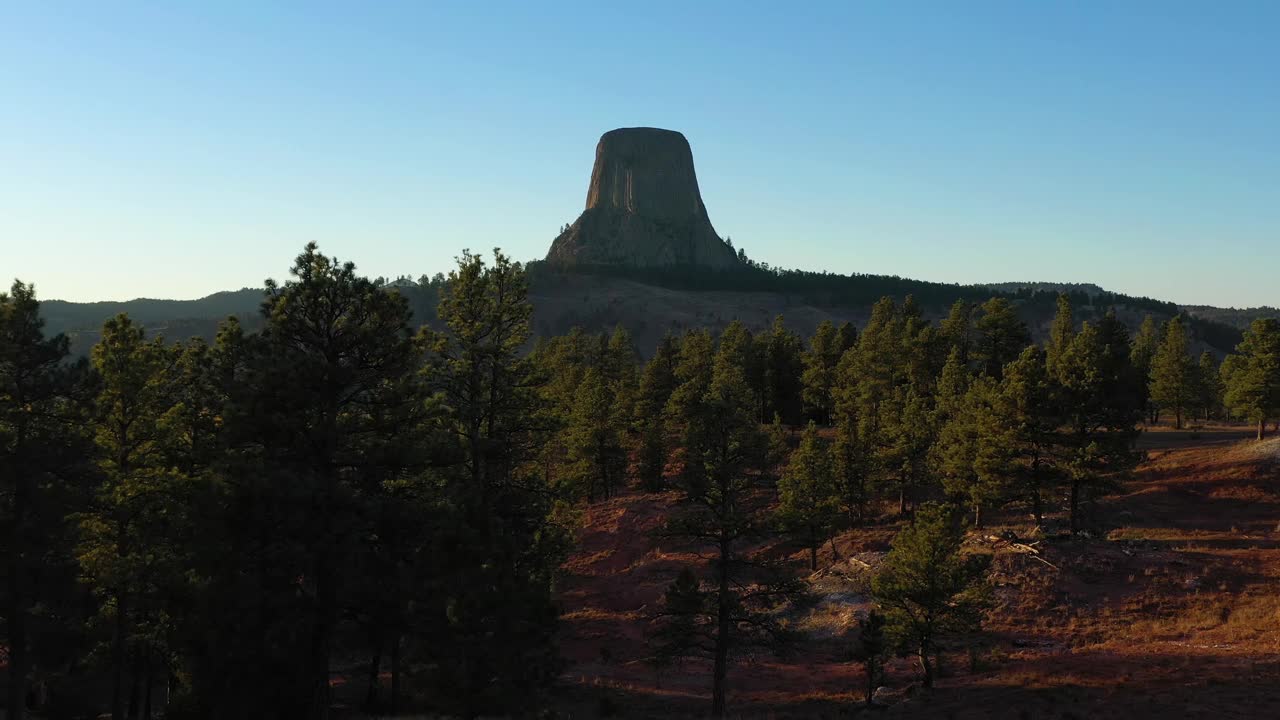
[1149,315,1196,429]
[1,282,93,720]
[1223,318,1280,440]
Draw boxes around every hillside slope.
[38,267,1261,357]
[556,427,1280,718]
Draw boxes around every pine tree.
[763,316,805,424]
[635,335,680,491]
[648,567,706,673]
[850,610,887,706]
[421,249,568,715]
[1130,315,1160,423]
[654,343,801,718]
[163,338,222,474]
[831,411,872,524]
[666,329,715,431]
[872,504,989,689]
[843,297,904,448]
[1149,316,1196,429]
[1222,318,1280,440]
[1,281,93,720]
[718,321,768,421]
[1097,309,1148,422]
[1045,294,1074,377]
[716,320,756,377]
[835,321,859,358]
[776,422,839,570]
[763,412,791,487]
[185,244,429,718]
[999,347,1065,528]
[901,296,945,393]
[563,367,628,501]
[81,314,183,720]
[935,378,1013,528]
[875,384,935,516]
[1055,322,1143,533]
[939,300,975,364]
[801,320,841,424]
[935,347,971,421]
[974,298,1030,380]
[530,328,594,488]
[1194,351,1222,421]
[602,325,639,424]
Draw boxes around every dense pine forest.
[4,245,1280,719]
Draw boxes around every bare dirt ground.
[555,423,1280,718]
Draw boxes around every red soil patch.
[556,422,1280,718]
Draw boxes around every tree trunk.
[828,535,840,562]
[143,648,153,720]
[1175,408,1183,430]
[1259,418,1267,441]
[865,660,875,705]
[364,646,382,711]
[128,645,142,719]
[918,643,934,689]
[898,488,906,516]
[390,634,402,715]
[111,591,129,720]
[973,502,982,529]
[6,570,27,720]
[310,546,335,720]
[1069,479,1081,535]
[711,537,731,718]
[7,470,28,720]
[1032,486,1044,529]
[711,617,729,717]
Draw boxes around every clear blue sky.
[2,1,1277,307]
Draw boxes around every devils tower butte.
[546,128,741,269]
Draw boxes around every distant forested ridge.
[38,261,1260,357]
[984,281,1107,296]
[523,261,1252,354]
[1181,304,1280,331]
[40,280,446,356]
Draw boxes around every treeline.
[5,247,1280,719]
[1183,304,1280,331]
[37,258,1249,361]
[527,259,1246,352]
[1012,289,1245,352]
[2,246,567,719]
[527,260,1007,308]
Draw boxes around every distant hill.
[985,281,1107,296]
[1180,304,1280,331]
[39,262,1268,360]
[40,289,265,328]
[40,289,261,356]
[520,262,1251,357]
[983,283,1278,333]
[41,284,443,357]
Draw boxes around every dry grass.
[551,421,1280,718]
